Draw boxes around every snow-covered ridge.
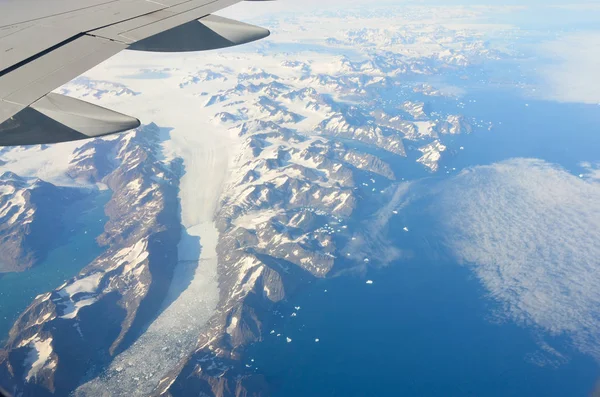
[0,172,37,227]
[417,140,447,172]
[0,125,183,396]
[0,4,505,394]
[58,76,140,99]
[0,172,87,273]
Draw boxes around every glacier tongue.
[75,222,220,397]
[76,98,238,395]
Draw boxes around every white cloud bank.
[537,33,600,105]
[434,159,600,359]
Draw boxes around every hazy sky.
[226,0,600,26]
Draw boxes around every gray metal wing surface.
[0,0,270,146]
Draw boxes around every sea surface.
[247,207,600,396]
[0,191,110,342]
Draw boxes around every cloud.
[432,159,600,359]
[580,161,600,182]
[536,33,600,105]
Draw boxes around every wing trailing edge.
[0,93,140,146]
[128,15,270,52]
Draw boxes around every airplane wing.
[0,0,270,146]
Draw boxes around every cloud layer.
[433,159,600,359]
[537,33,600,105]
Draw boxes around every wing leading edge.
[0,0,271,146]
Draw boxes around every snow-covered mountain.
[0,3,503,396]
[0,173,87,273]
[0,125,183,396]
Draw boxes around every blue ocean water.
[248,261,598,397]
[434,90,600,178]
[245,90,600,395]
[247,215,599,396]
[0,191,110,342]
